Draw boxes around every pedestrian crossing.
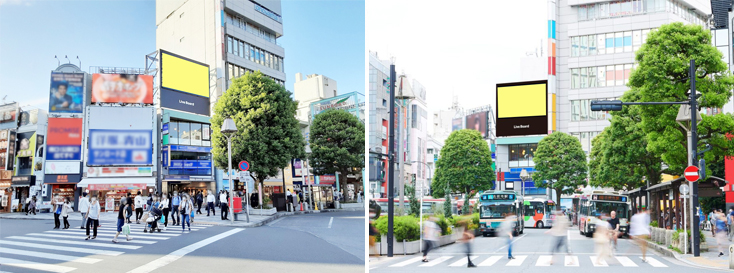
[380,254,670,269]
[0,221,212,273]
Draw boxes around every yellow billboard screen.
[496,80,547,137]
[161,51,209,98]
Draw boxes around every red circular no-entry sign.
[684,165,699,182]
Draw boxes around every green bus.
[478,190,524,237]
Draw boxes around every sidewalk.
[0,202,365,228]
[646,228,733,271]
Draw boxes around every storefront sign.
[310,92,359,118]
[47,118,83,160]
[45,174,81,183]
[0,103,18,129]
[169,145,211,153]
[162,148,169,167]
[105,196,115,211]
[89,183,148,191]
[11,175,34,186]
[1,170,12,180]
[86,167,153,177]
[169,160,211,169]
[88,130,152,165]
[162,123,169,135]
[164,175,190,180]
[292,159,303,177]
[46,161,80,174]
[15,132,37,158]
[319,175,336,185]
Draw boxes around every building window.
[169,122,179,144]
[227,37,233,54]
[509,144,537,162]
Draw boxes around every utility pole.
[690,59,701,256]
[387,64,396,257]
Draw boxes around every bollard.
[234,213,238,221]
[403,239,407,255]
[730,245,734,269]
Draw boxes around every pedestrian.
[79,192,89,229]
[52,193,62,229]
[220,190,229,220]
[113,197,132,243]
[27,196,37,215]
[207,191,215,216]
[180,195,193,232]
[460,220,477,267]
[608,211,622,251]
[357,190,362,203]
[61,197,72,229]
[630,206,651,263]
[500,212,517,260]
[125,192,133,224]
[594,216,612,265]
[710,210,717,236]
[421,217,439,262]
[546,210,572,265]
[716,209,728,256]
[24,195,31,215]
[171,191,181,225]
[196,191,203,214]
[728,208,734,241]
[369,209,380,257]
[85,196,101,240]
[134,191,144,224]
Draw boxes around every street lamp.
[221,117,238,224]
[520,169,530,196]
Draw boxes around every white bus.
[578,191,631,237]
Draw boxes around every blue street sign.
[238,161,250,171]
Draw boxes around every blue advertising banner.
[162,123,169,135]
[169,160,211,169]
[49,72,85,113]
[162,148,169,167]
[169,145,211,153]
[47,146,81,160]
[88,130,152,165]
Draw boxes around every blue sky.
[0,0,365,110]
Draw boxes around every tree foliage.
[309,109,365,195]
[431,129,494,199]
[405,182,420,217]
[211,71,305,187]
[629,22,734,174]
[532,132,587,203]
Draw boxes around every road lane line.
[535,255,552,266]
[389,257,423,267]
[478,256,502,266]
[643,257,667,267]
[590,256,609,266]
[0,257,75,273]
[494,234,526,251]
[6,236,141,250]
[0,240,123,256]
[449,256,478,267]
[328,217,333,228]
[506,255,526,266]
[0,247,101,264]
[126,228,244,273]
[419,256,452,267]
[565,255,579,266]
[615,256,638,267]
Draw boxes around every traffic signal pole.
[590,59,701,256]
[387,64,396,257]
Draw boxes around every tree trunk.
[556,188,562,213]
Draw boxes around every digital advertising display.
[496,80,548,137]
[465,112,488,138]
[49,72,85,113]
[87,129,152,165]
[15,132,36,158]
[310,92,361,120]
[92,74,154,104]
[46,118,83,160]
[159,50,210,116]
[451,118,462,132]
[0,103,18,130]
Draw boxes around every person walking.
[369,209,380,257]
[134,191,144,224]
[171,191,181,225]
[500,213,517,260]
[207,191,216,216]
[85,196,101,240]
[27,196,37,215]
[113,198,132,243]
[52,194,62,229]
[594,216,613,265]
[179,195,193,232]
[125,192,134,224]
[608,211,622,251]
[161,194,170,229]
[421,217,439,262]
[61,197,72,229]
[460,220,477,267]
[220,190,229,220]
[196,191,203,214]
[716,209,728,256]
[546,210,572,265]
[630,206,651,263]
[710,210,717,236]
[728,208,734,241]
[79,193,90,229]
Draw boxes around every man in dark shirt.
[608,210,621,251]
[126,193,134,223]
[113,202,132,243]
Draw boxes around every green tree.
[629,22,734,174]
[443,196,452,218]
[211,71,305,190]
[431,129,494,200]
[405,182,420,217]
[309,109,365,197]
[532,132,587,203]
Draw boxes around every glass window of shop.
[508,144,537,163]
[202,124,211,147]
[169,122,179,144]
[179,122,190,146]
[191,123,202,146]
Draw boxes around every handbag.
[160,215,166,224]
[122,224,130,235]
[141,212,149,222]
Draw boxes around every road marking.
[419,256,452,267]
[389,257,423,267]
[565,255,579,266]
[0,240,124,256]
[45,230,171,240]
[478,256,502,266]
[448,256,478,267]
[27,233,157,244]
[66,228,181,236]
[590,256,609,267]
[0,247,101,264]
[535,255,552,266]
[6,236,141,250]
[643,257,667,267]
[0,257,76,273]
[328,217,333,228]
[615,256,638,267]
[495,234,526,251]
[506,255,527,266]
[126,228,244,273]
[267,217,285,226]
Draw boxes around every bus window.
[525,204,535,216]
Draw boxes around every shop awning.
[77,178,156,191]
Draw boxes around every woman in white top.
[85,197,101,240]
[61,197,72,229]
[630,207,651,262]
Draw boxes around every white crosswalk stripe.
[0,223,212,272]
[643,257,668,267]
[389,257,423,267]
[448,256,478,267]
[506,255,527,266]
[419,256,453,267]
[478,256,502,266]
[535,255,552,266]
[590,256,609,267]
[565,255,579,266]
[381,254,671,269]
[615,256,638,267]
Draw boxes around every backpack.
[181,202,187,215]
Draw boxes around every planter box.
[376,235,423,255]
[250,207,277,215]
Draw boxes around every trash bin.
[272,193,287,211]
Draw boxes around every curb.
[645,240,729,271]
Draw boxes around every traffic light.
[699,158,706,180]
[379,161,386,180]
[590,100,623,111]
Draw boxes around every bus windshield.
[591,201,628,218]
[480,204,514,219]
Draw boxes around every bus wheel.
[537,221,544,229]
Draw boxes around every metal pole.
[690,59,701,257]
[227,136,234,224]
[684,194,687,254]
[387,64,396,257]
[245,174,250,223]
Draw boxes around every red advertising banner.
[92,74,154,104]
[47,118,83,145]
[319,175,336,184]
[89,183,148,191]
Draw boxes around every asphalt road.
[369,226,723,273]
[0,210,365,273]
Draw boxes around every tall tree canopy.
[532,132,587,203]
[431,129,494,199]
[309,109,365,197]
[211,71,305,187]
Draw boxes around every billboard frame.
[496,80,548,137]
[158,49,211,116]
